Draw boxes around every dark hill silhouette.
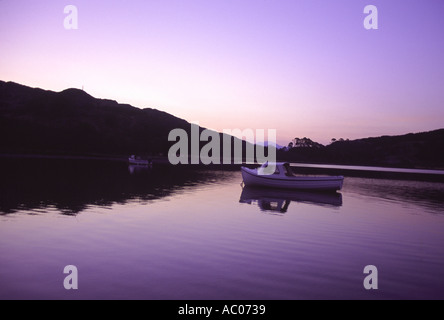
[0,81,200,156]
[278,129,444,169]
[1,80,443,169]
[0,80,260,162]
[325,130,444,168]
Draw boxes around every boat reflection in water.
[239,186,343,214]
[128,164,152,175]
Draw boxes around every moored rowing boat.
[241,162,344,191]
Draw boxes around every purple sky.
[1,0,443,145]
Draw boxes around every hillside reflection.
[0,158,229,216]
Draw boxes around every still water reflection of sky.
[1,159,444,299]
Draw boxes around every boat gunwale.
[241,166,344,182]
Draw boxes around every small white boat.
[128,155,150,166]
[241,162,344,191]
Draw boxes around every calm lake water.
[1,158,444,300]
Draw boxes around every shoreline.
[1,153,444,177]
[0,153,127,162]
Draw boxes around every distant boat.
[241,162,344,191]
[128,155,151,166]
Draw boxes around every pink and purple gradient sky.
[1,0,443,145]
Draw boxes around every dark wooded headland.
[277,130,444,169]
[1,80,443,169]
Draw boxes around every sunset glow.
[1,0,443,145]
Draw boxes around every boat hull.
[241,167,343,191]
